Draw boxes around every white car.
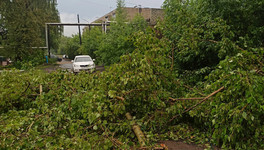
[72,55,95,73]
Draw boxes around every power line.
[82,18,90,23]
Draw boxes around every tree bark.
[126,112,146,147]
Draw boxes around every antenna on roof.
[134,5,141,8]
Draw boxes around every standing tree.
[78,27,103,60]
[203,0,264,48]
[162,0,236,84]
[95,0,148,65]
[0,0,61,65]
[64,35,80,60]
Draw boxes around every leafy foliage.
[61,0,148,65]
[63,35,80,60]
[162,0,238,85]
[78,27,103,60]
[203,0,264,48]
[95,12,148,65]
[1,0,264,149]
[2,28,263,149]
[0,0,61,66]
[57,36,71,55]
[204,49,264,149]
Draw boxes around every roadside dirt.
[159,141,205,150]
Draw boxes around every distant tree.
[0,0,61,63]
[64,35,80,60]
[60,0,148,65]
[95,0,148,65]
[115,0,128,24]
[78,27,103,59]
[58,36,71,55]
[128,14,148,32]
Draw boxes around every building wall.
[125,8,151,21]
[150,8,164,25]
[92,7,164,26]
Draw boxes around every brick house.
[92,7,164,26]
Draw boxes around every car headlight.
[73,64,79,67]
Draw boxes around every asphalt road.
[57,59,72,71]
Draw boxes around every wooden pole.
[77,14,82,45]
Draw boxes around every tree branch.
[126,112,146,147]
[115,96,125,101]
[170,86,224,122]
[174,80,206,97]
[169,97,205,101]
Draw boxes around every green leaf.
[108,90,116,98]
[212,119,216,125]
[93,125,98,130]
[251,115,254,121]
[242,112,247,120]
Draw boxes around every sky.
[57,0,165,37]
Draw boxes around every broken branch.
[170,86,224,122]
[115,96,125,101]
[40,84,43,95]
[169,97,205,101]
[126,112,146,147]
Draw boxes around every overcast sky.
[57,0,165,36]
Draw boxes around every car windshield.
[75,57,92,62]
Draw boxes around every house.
[92,7,164,26]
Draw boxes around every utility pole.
[77,14,82,45]
[47,24,51,58]
[44,23,111,55]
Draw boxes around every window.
[75,57,92,62]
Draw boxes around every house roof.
[92,7,164,26]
